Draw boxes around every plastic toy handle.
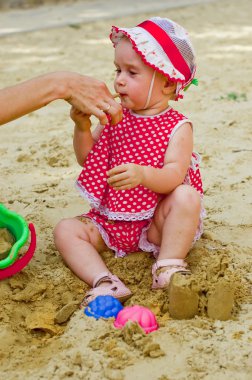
[0,223,36,280]
[0,203,29,269]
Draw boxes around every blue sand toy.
[84,295,123,320]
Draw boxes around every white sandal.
[152,259,191,290]
[80,271,132,307]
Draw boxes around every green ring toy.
[0,203,36,279]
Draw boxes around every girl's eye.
[129,71,136,75]
[115,69,121,74]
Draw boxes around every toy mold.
[84,295,123,319]
[114,305,158,334]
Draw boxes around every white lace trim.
[76,180,156,221]
[192,198,206,244]
[129,106,171,118]
[97,205,156,221]
[83,193,206,259]
[75,181,101,209]
[169,119,192,140]
[191,152,201,171]
[111,26,185,82]
[85,216,126,258]
[138,222,160,259]
[183,151,202,188]
[139,194,206,257]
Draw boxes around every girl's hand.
[107,163,144,190]
[70,106,91,131]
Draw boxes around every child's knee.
[53,218,74,246]
[174,185,201,213]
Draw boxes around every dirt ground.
[0,0,76,10]
[0,0,252,379]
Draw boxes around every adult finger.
[107,101,123,125]
[66,76,122,125]
[95,108,110,125]
[98,100,122,126]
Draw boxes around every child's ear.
[162,80,177,96]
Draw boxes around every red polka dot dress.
[76,107,204,257]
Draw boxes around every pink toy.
[114,305,158,334]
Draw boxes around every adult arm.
[0,71,122,126]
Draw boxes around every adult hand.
[0,72,123,126]
[107,163,144,190]
[63,72,122,125]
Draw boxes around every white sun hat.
[110,17,197,100]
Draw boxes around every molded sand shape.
[114,305,158,334]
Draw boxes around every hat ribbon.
[138,20,191,83]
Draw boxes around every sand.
[0,0,252,379]
[0,0,75,10]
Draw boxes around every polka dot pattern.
[76,107,203,220]
[84,209,150,255]
[183,152,203,195]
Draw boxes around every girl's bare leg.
[147,185,201,260]
[147,185,201,318]
[54,217,108,286]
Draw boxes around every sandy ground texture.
[0,0,214,36]
[0,0,252,379]
[0,0,79,10]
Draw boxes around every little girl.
[54,17,204,306]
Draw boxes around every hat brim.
[110,25,196,100]
[111,26,187,82]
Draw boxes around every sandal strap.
[152,259,191,290]
[81,272,132,307]
[152,259,187,274]
[92,271,113,288]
